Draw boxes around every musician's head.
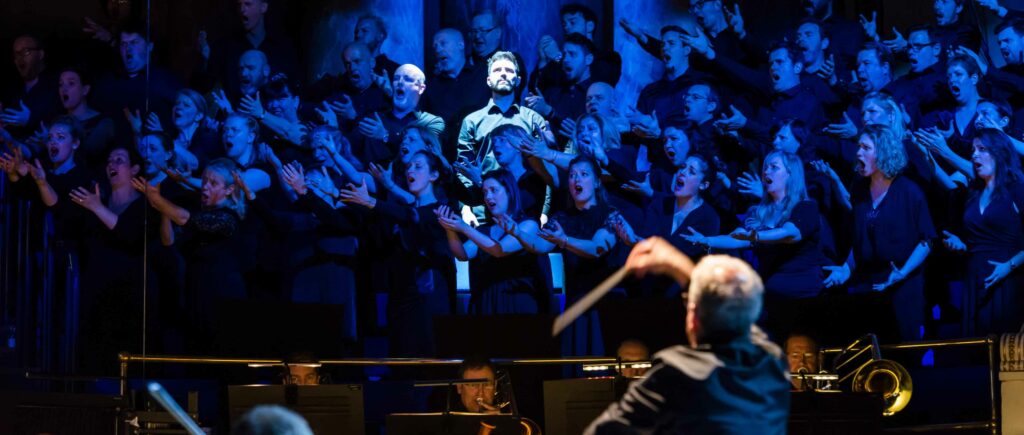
[685,255,763,346]
[456,356,497,413]
[616,339,650,378]
[785,333,819,384]
[282,351,320,386]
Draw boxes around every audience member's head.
[660,25,692,74]
[47,115,83,167]
[801,0,832,19]
[342,42,375,91]
[119,23,153,75]
[231,405,313,435]
[239,49,270,96]
[470,9,503,58]
[12,34,45,82]
[907,26,941,73]
[237,0,269,32]
[857,124,906,179]
[996,18,1024,65]
[933,0,964,26]
[391,64,426,113]
[263,73,300,122]
[856,43,893,93]
[562,33,595,84]
[690,0,727,33]
[795,19,829,65]
[355,14,388,54]
[946,54,981,104]
[768,41,803,92]
[683,82,718,124]
[585,82,616,115]
[432,28,466,78]
[560,4,597,39]
[173,89,208,130]
[486,51,520,96]
[58,66,92,113]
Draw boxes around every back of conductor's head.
[231,405,313,435]
[687,255,764,344]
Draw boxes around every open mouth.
[48,147,59,159]
[950,85,961,95]
[401,146,411,156]
[663,54,672,63]
[395,87,408,99]
[770,72,781,83]
[108,168,119,178]
[407,175,416,185]
[485,200,497,209]
[665,148,677,160]
[573,184,583,195]
[764,176,774,186]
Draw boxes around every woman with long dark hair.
[942,129,1024,335]
[436,169,548,314]
[69,146,153,372]
[539,155,617,355]
[338,149,456,356]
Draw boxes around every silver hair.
[688,255,764,341]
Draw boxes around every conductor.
[585,237,790,434]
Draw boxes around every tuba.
[851,358,913,416]
[831,334,913,416]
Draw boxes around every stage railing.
[117,336,1001,433]
[117,354,620,394]
[819,336,998,434]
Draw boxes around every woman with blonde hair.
[685,150,831,338]
[823,124,936,342]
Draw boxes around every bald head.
[433,28,466,77]
[239,50,270,96]
[586,82,616,115]
[392,64,427,112]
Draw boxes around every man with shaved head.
[238,49,270,99]
[422,28,490,160]
[197,0,298,95]
[354,63,444,164]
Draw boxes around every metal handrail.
[117,353,621,394]
[819,336,998,435]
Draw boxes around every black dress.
[550,203,616,356]
[178,207,248,352]
[640,197,720,297]
[962,183,1024,335]
[850,176,937,342]
[468,222,546,315]
[750,200,831,339]
[370,199,455,357]
[77,196,156,374]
